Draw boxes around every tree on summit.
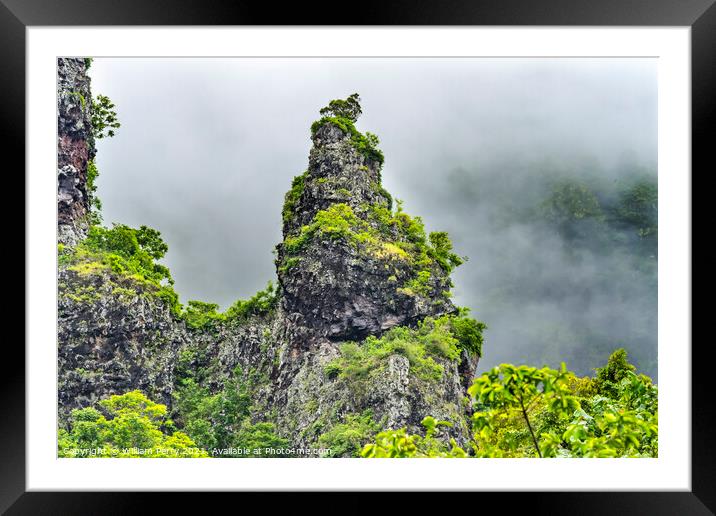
[319,92,362,122]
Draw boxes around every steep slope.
[57,63,484,455]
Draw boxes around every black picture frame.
[4,0,711,512]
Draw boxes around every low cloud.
[88,57,657,377]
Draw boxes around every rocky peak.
[276,95,459,342]
[57,58,95,246]
[281,107,389,239]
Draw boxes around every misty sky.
[88,58,657,375]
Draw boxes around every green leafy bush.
[361,416,467,458]
[182,282,278,330]
[91,94,120,139]
[468,363,579,457]
[449,309,486,356]
[593,347,636,398]
[282,171,307,224]
[58,391,208,457]
[224,281,278,321]
[173,367,288,457]
[317,410,382,457]
[428,231,465,273]
[183,300,224,330]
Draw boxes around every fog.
[88,58,657,377]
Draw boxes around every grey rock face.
[57,268,186,423]
[57,58,94,246]
[370,354,412,429]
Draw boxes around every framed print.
[5,0,713,512]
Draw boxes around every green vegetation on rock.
[59,223,181,314]
[326,313,484,387]
[282,171,307,224]
[59,220,278,326]
[316,410,383,457]
[184,281,279,330]
[58,84,658,462]
[310,93,384,165]
[283,199,464,298]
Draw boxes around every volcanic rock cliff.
[57,58,95,246]
[57,61,483,454]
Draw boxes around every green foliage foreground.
[58,391,208,457]
[59,381,288,458]
[361,349,657,458]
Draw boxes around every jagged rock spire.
[276,95,458,342]
[57,58,95,246]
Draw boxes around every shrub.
[183,300,224,330]
[182,281,278,330]
[594,348,637,398]
[224,281,278,321]
[428,231,465,273]
[86,159,102,224]
[317,410,382,457]
[58,391,208,457]
[449,309,486,356]
[91,94,120,139]
[282,172,307,224]
[360,416,467,458]
[172,368,288,457]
